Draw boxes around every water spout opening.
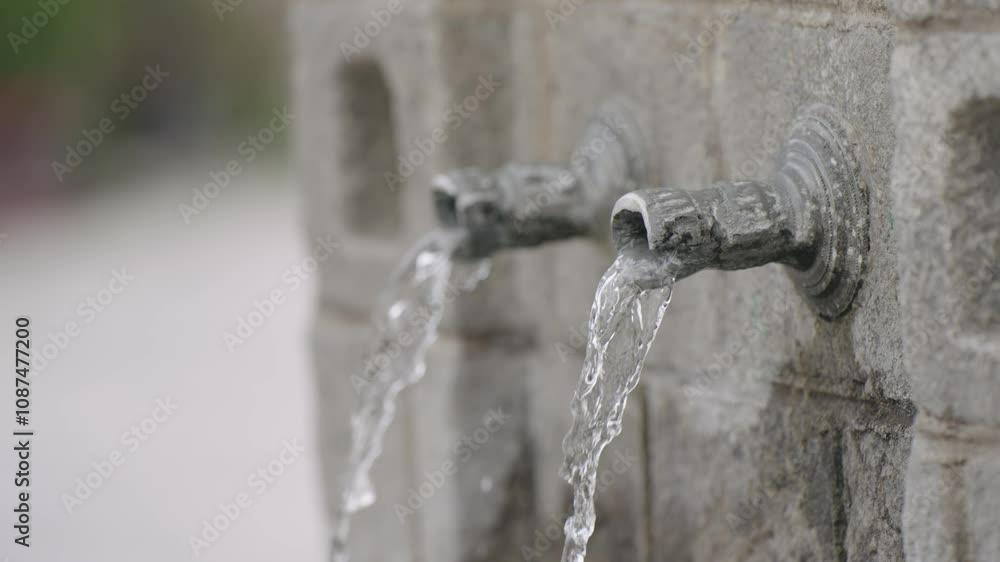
[611,195,680,289]
[611,206,652,254]
[431,174,459,228]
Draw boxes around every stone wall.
[295,0,1000,560]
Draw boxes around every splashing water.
[331,230,491,562]
[559,252,677,562]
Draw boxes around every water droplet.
[388,301,405,319]
[416,250,436,270]
[480,477,493,493]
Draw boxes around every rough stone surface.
[297,0,1000,560]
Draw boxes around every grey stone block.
[904,415,1000,562]
[903,429,967,562]
[965,448,1000,561]
[892,31,1000,426]
[645,376,912,561]
[408,334,535,562]
[887,0,1000,22]
[293,2,440,317]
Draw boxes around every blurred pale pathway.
[0,166,325,561]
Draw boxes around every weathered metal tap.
[433,99,646,259]
[611,105,870,319]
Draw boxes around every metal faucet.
[610,105,870,319]
[432,98,646,259]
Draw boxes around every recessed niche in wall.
[335,61,401,238]
[946,97,1000,333]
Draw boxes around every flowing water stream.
[560,252,677,562]
[331,229,490,562]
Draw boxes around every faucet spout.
[432,162,590,259]
[611,105,869,319]
[432,98,647,260]
[611,180,817,281]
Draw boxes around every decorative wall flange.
[611,105,869,319]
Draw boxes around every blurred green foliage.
[0,0,287,139]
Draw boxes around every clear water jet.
[330,229,490,562]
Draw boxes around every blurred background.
[0,0,326,560]
[0,0,288,195]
